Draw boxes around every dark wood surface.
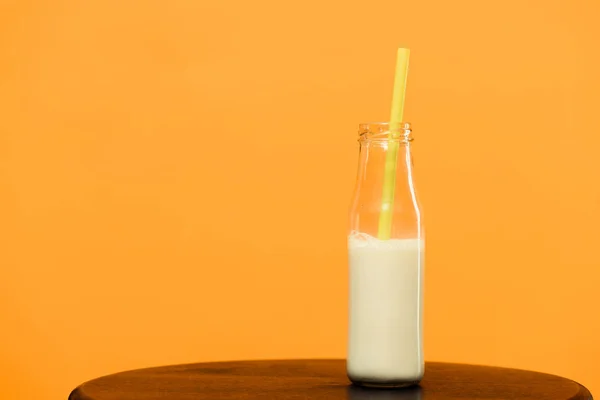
[69,360,593,400]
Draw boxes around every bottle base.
[348,373,421,388]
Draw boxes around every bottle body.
[347,123,424,387]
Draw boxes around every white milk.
[347,233,424,386]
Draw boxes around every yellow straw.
[378,48,410,240]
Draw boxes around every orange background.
[1,0,599,398]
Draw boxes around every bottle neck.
[350,139,420,239]
[357,139,414,183]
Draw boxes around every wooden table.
[69,360,593,400]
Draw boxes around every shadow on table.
[347,385,422,400]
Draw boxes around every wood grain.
[69,360,593,400]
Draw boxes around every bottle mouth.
[358,122,412,141]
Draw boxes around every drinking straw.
[377,48,410,240]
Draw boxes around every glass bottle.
[347,122,425,387]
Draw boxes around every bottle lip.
[358,122,412,141]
